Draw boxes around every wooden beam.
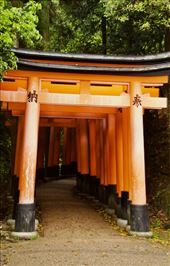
[142,96,167,109]
[1,90,167,110]
[5,70,169,84]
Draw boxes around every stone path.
[6,178,170,266]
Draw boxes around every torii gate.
[0,48,169,238]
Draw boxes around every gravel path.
[6,178,170,266]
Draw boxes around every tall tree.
[0,0,41,78]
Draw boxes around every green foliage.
[0,111,11,184]
[0,0,42,78]
[101,0,170,54]
[40,0,104,53]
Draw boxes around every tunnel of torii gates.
[0,48,170,238]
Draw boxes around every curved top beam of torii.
[12,48,170,64]
[10,48,170,76]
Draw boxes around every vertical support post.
[115,111,124,217]
[121,108,130,219]
[129,81,151,235]
[12,116,24,219]
[76,120,81,189]
[53,127,60,177]
[79,119,89,193]
[13,77,40,237]
[70,128,77,175]
[36,127,46,180]
[95,120,101,198]
[107,114,117,209]
[98,119,105,203]
[89,119,97,196]
[47,126,55,177]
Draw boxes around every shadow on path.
[7,178,170,266]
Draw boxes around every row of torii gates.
[0,48,169,238]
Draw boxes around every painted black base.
[71,161,77,175]
[107,185,117,209]
[15,203,35,232]
[61,164,76,176]
[76,172,81,191]
[121,191,129,220]
[99,185,106,204]
[89,176,96,196]
[115,196,122,218]
[46,165,59,177]
[77,174,89,193]
[81,174,90,194]
[127,200,132,224]
[130,204,150,232]
[94,178,100,199]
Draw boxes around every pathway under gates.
[1,48,169,237]
[5,178,170,266]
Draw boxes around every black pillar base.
[107,185,117,209]
[99,185,106,204]
[79,174,89,194]
[127,200,132,224]
[71,161,77,176]
[130,204,150,232]
[121,191,129,220]
[89,176,96,196]
[46,166,59,178]
[15,203,35,232]
[115,196,122,218]
[94,178,100,199]
[76,172,81,191]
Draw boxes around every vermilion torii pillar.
[129,81,151,235]
[79,119,89,193]
[89,119,97,196]
[12,77,40,238]
[116,111,124,216]
[107,114,117,209]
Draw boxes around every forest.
[0,0,170,226]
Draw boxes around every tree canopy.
[0,0,41,78]
[0,0,170,78]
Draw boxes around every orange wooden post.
[48,126,55,167]
[70,128,77,175]
[129,81,151,235]
[37,127,45,169]
[98,119,106,202]
[95,120,101,198]
[121,108,130,219]
[47,126,56,177]
[53,127,60,167]
[115,111,124,215]
[76,120,81,189]
[89,119,97,196]
[65,128,72,165]
[36,127,47,180]
[104,117,111,204]
[107,114,117,209]
[62,127,67,165]
[12,116,24,219]
[127,108,132,202]
[13,77,40,237]
[79,119,89,193]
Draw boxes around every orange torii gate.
[0,48,169,238]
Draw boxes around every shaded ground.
[1,178,170,266]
